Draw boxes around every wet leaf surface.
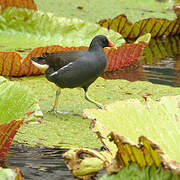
[0,76,42,122]
[99,163,179,180]
[0,167,23,180]
[83,96,180,170]
[14,76,180,148]
[35,0,176,24]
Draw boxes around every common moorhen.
[31,35,114,114]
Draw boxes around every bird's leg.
[84,88,104,109]
[49,88,61,115]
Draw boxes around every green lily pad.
[0,76,42,123]
[13,76,180,148]
[35,0,176,24]
[0,7,124,57]
[0,167,23,180]
[99,163,180,180]
[34,0,179,38]
[83,95,180,166]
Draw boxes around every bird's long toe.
[97,104,104,109]
[48,108,61,116]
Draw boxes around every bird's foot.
[48,109,80,116]
[96,104,104,109]
[48,108,61,116]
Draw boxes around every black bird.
[31,35,114,114]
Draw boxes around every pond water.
[102,36,180,87]
[4,36,180,179]
[5,145,73,180]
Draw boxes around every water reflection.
[102,36,180,87]
[5,145,73,180]
[102,64,147,81]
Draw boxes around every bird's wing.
[44,50,87,69]
[47,54,105,88]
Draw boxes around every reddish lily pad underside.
[97,14,180,38]
[105,132,180,175]
[0,119,24,160]
[0,41,148,77]
[0,0,37,12]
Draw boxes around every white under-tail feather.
[32,61,49,70]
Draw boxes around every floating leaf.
[0,34,150,76]
[0,8,124,51]
[97,14,180,38]
[0,119,24,160]
[35,0,176,25]
[83,96,180,174]
[0,76,42,159]
[14,77,180,148]
[99,163,179,180]
[63,148,112,179]
[0,76,42,122]
[104,41,148,72]
[0,167,23,180]
[0,8,150,76]
[0,52,23,76]
[0,0,37,12]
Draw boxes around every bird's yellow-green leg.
[49,88,61,115]
[84,89,104,109]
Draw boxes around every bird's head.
[89,35,115,51]
[31,53,49,70]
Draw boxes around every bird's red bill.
[108,39,115,47]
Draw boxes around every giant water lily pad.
[63,95,180,179]
[0,7,124,54]
[0,167,23,180]
[0,119,24,160]
[0,76,42,122]
[0,7,150,76]
[0,76,42,160]
[35,0,176,24]
[99,163,179,180]
[83,96,180,172]
[14,76,180,148]
[35,0,179,38]
[0,8,151,76]
[62,94,180,178]
[97,14,180,38]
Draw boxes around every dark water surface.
[5,145,73,180]
[103,36,180,87]
[4,36,180,179]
